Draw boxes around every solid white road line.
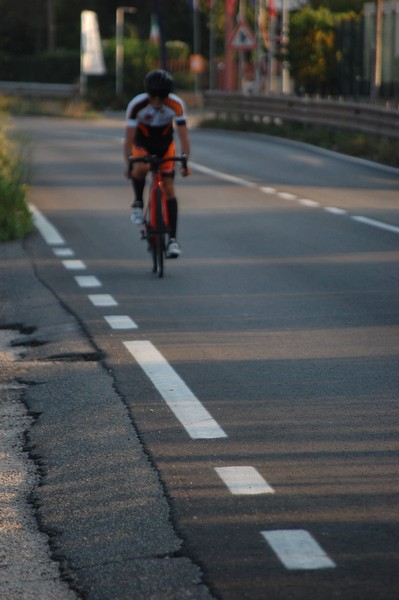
[260,186,277,194]
[62,260,86,270]
[74,275,101,288]
[215,466,275,495]
[123,340,227,439]
[352,215,399,234]
[104,316,137,330]
[190,161,257,188]
[29,203,65,245]
[53,248,74,257]
[88,294,118,307]
[261,530,336,570]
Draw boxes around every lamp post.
[116,6,137,96]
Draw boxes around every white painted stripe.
[123,340,227,439]
[261,530,336,570]
[299,199,320,208]
[88,294,118,307]
[29,203,65,245]
[190,161,257,188]
[260,186,277,194]
[104,315,138,329]
[352,215,399,234]
[53,248,74,257]
[215,466,275,495]
[324,207,347,215]
[62,259,86,270]
[278,192,297,201]
[74,275,101,288]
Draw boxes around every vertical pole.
[155,0,168,69]
[281,0,290,94]
[209,0,216,90]
[193,1,201,99]
[225,2,234,91]
[371,0,383,98]
[268,1,276,93]
[47,0,56,52]
[116,8,124,96]
[254,0,261,94]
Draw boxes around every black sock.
[168,198,177,238]
[132,178,145,207]
[167,197,178,239]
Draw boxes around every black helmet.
[144,70,173,99]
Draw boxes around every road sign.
[229,19,257,50]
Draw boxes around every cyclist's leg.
[131,146,149,224]
[161,143,181,257]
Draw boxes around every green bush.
[0,119,32,241]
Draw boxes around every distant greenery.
[201,116,399,169]
[0,117,32,241]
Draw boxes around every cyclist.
[124,69,190,258]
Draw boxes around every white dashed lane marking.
[88,294,118,307]
[53,248,74,257]
[104,315,138,329]
[123,340,227,439]
[74,275,102,288]
[261,530,336,570]
[62,260,86,270]
[325,206,348,215]
[215,466,275,495]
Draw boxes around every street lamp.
[116,6,137,96]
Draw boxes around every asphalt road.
[3,115,399,599]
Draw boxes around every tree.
[287,6,358,95]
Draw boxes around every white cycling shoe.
[131,206,143,226]
[166,239,181,258]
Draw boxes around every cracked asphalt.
[0,239,214,599]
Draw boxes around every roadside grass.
[0,116,33,242]
[200,116,399,169]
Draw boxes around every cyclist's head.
[144,69,173,100]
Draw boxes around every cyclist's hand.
[181,166,191,177]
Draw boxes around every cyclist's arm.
[124,125,136,178]
[176,123,190,176]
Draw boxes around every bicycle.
[129,154,187,278]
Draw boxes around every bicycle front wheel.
[154,188,166,278]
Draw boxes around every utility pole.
[116,7,137,96]
[371,0,383,99]
[281,0,290,94]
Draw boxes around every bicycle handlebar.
[129,154,188,173]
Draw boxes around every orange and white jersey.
[126,93,187,156]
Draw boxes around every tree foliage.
[287,6,358,95]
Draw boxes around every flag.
[149,13,161,45]
[80,11,106,75]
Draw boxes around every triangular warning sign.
[230,19,257,50]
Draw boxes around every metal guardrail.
[0,81,78,99]
[204,92,399,139]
